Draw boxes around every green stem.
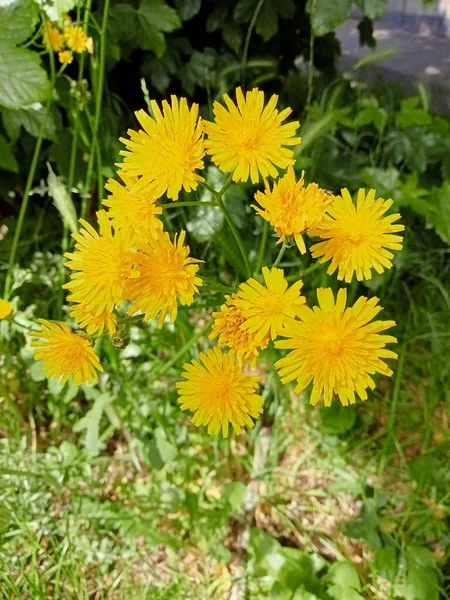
[306,0,316,111]
[3,39,56,300]
[201,175,251,278]
[241,0,265,87]
[81,0,110,219]
[272,242,287,269]
[160,200,216,208]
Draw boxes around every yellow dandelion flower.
[210,299,270,365]
[64,25,88,53]
[309,188,405,283]
[203,87,301,184]
[58,50,73,65]
[0,298,13,319]
[44,22,64,52]
[176,346,263,437]
[233,267,305,343]
[69,304,117,337]
[63,210,138,315]
[275,288,398,407]
[119,97,205,200]
[30,319,103,385]
[103,177,163,244]
[125,230,202,328]
[86,36,94,54]
[252,167,334,254]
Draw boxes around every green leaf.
[0,0,39,45]
[174,0,201,21]
[223,481,246,511]
[307,0,352,36]
[148,427,178,468]
[137,19,167,57]
[374,547,398,580]
[319,402,356,435]
[138,0,181,32]
[356,0,388,20]
[73,393,112,456]
[233,0,258,24]
[47,164,78,233]
[396,97,432,129]
[355,97,388,132]
[343,499,381,549]
[110,3,140,44]
[0,133,18,173]
[398,547,439,600]
[0,45,52,109]
[326,562,363,600]
[2,106,57,142]
[255,0,278,41]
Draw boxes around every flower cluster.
[44,19,93,65]
[30,87,404,439]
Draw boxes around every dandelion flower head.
[58,50,73,65]
[103,177,163,245]
[125,230,202,328]
[30,319,103,385]
[177,346,263,437]
[44,22,64,51]
[310,188,404,282]
[64,25,88,53]
[64,210,137,315]
[252,167,334,254]
[0,298,13,319]
[233,267,305,343]
[119,97,205,200]
[275,288,398,407]
[203,87,301,184]
[210,298,269,365]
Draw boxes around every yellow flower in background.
[210,299,269,365]
[275,288,397,407]
[103,178,163,245]
[125,230,202,328]
[86,36,94,54]
[0,298,13,319]
[64,211,137,315]
[203,87,301,184]
[252,167,334,254]
[177,346,263,437]
[233,267,305,343]
[30,319,103,385]
[64,25,88,53]
[119,97,205,200]
[44,22,64,51]
[58,50,73,65]
[69,304,117,337]
[309,188,404,282]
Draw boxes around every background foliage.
[0,0,449,598]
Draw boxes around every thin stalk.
[272,242,287,269]
[241,0,265,87]
[81,0,110,220]
[306,0,316,111]
[3,44,56,300]
[160,200,216,208]
[254,220,268,274]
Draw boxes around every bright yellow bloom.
[125,230,202,328]
[86,36,94,54]
[44,22,64,51]
[276,288,397,407]
[64,25,88,53]
[233,267,305,343]
[30,319,103,385]
[252,167,334,254]
[69,304,117,337]
[58,50,73,65]
[103,178,163,245]
[309,188,404,283]
[64,211,138,315]
[177,346,263,437]
[0,298,13,319]
[210,299,269,365]
[119,97,205,200]
[203,87,301,184]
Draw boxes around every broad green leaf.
[139,0,181,33]
[0,0,39,45]
[0,45,51,109]
[319,402,356,434]
[374,547,398,580]
[223,481,246,511]
[148,427,178,468]
[0,133,18,173]
[396,97,432,129]
[73,393,112,456]
[255,0,278,41]
[110,3,140,44]
[307,0,352,36]
[356,0,389,20]
[326,562,363,600]
[2,106,57,142]
[137,10,167,57]
[399,548,439,600]
[432,182,450,245]
[47,163,78,233]
[174,0,201,21]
